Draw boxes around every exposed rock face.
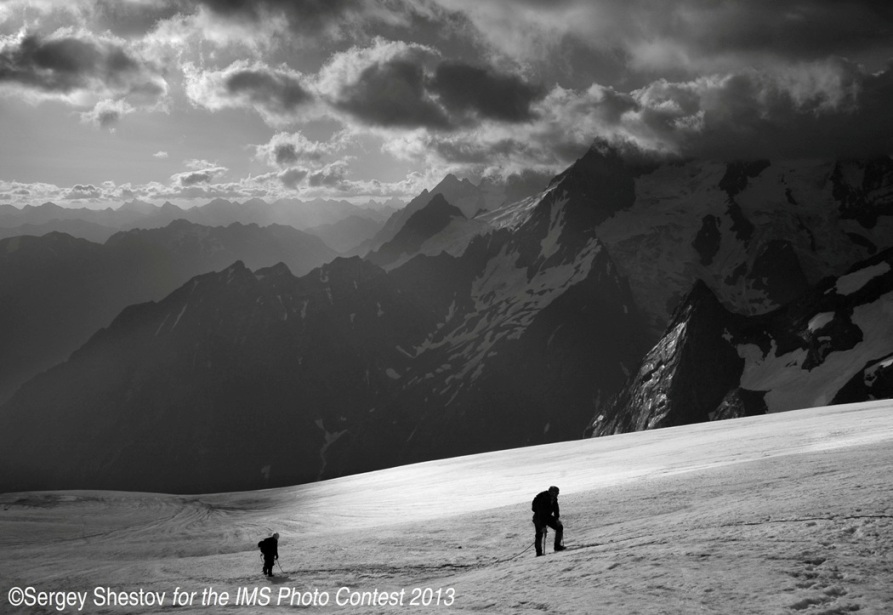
[587,281,745,436]
[710,389,768,421]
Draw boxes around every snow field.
[1,400,892,614]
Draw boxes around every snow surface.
[835,262,892,296]
[2,401,892,614]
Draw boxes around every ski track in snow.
[1,401,893,614]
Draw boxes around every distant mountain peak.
[117,199,157,213]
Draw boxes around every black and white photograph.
[1,0,892,612]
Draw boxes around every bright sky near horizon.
[1,0,892,209]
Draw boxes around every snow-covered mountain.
[595,156,893,336]
[589,248,893,436]
[377,147,893,341]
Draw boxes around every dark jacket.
[532,490,559,521]
[259,537,278,559]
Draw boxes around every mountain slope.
[0,155,649,493]
[359,174,493,257]
[366,194,486,269]
[0,257,430,493]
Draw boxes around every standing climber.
[258,532,279,576]
[532,486,565,556]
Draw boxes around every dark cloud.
[179,171,215,186]
[625,60,893,160]
[665,0,893,63]
[0,32,164,105]
[185,62,313,124]
[173,165,228,187]
[432,137,535,165]
[254,131,349,168]
[333,58,452,129]
[225,69,312,113]
[89,105,126,129]
[274,144,300,166]
[327,47,546,131]
[95,110,120,128]
[0,34,121,92]
[428,61,546,122]
[279,167,309,189]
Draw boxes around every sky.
[1,0,892,209]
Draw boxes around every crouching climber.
[532,486,565,556]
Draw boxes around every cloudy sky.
[1,0,892,209]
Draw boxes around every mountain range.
[1,143,892,494]
[0,196,399,246]
[0,220,336,403]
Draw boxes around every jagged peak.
[433,173,478,194]
[437,173,462,186]
[665,279,733,329]
[549,140,627,188]
[223,260,249,273]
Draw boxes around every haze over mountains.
[0,196,399,244]
[1,143,892,494]
[0,221,338,403]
